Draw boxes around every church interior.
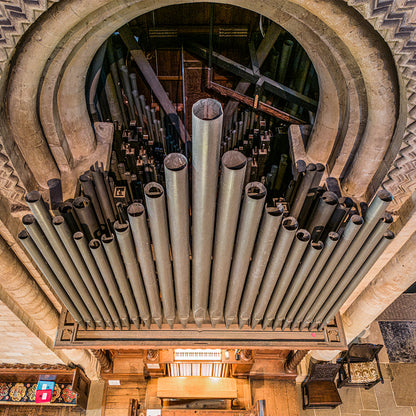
[0,1,415,415]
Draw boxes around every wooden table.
[156,377,238,400]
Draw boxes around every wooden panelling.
[103,380,146,416]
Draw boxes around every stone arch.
[0,0,403,203]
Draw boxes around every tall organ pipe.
[74,232,120,329]
[312,214,393,326]
[18,229,86,329]
[263,229,311,329]
[297,215,364,330]
[299,190,393,329]
[251,216,298,328]
[164,153,191,327]
[144,183,176,327]
[277,40,294,83]
[318,230,395,330]
[224,182,267,328]
[191,98,223,326]
[321,197,353,240]
[102,234,141,328]
[90,166,115,224]
[58,200,81,234]
[284,232,340,330]
[73,196,100,240]
[289,163,316,219]
[79,174,105,226]
[239,205,284,328]
[119,64,135,121]
[209,151,247,325]
[132,90,145,128]
[22,214,94,328]
[274,240,324,330]
[52,215,110,328]
[114,221,151,328]
[89,239,130,327]
[306,191,338,241]
[24,192,102,327]
[127,203,163,327]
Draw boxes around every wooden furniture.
[156,377,237,400]
[301,362,342,409]
[337,343,384,389]
[0,364,90,410]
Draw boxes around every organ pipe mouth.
[351,214,364,225]
[266,204,285,217]
[222,150,247,170]
[18,229,29,240]
[52,216,64,226]
[306,163,317,172]
[282,216,298,231]
[315,163,325,172]
[164,153,187,171]
[296,229,311,242]
[89,239,101,249]
[114,221,129,233]
[384,230,395,240]
[127,203,145,217]
[73,196,90,208]
[328,231,340,241]
[101,234,115,244]
[246,182,267,199]
[79,174,91,183]
[25,190,41,203]
[59,200,74,213]
[73,231,84,240]
[322,191,339,205]
[144,182,164,198]
[383,213,394,224]
[192,98,223,121]
[377,189,393,202]
[311,240,325,250]
[22,214,36,225]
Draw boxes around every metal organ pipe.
[297,214,364,330]
[224,182,267,328]
[144,183,176,328]
[18,229,86,329]
[52,215,111,328]
[24,192,103,328]
[274,240,324,329]
[114,221,151,328]
[89,238,130,328]
[318,230,395,330]
[191,98,223,326]
[306,191,338,241]
[90,166,115,224]
[127,203,163,328]
[263,229,311,329]
[22,214,94,328]
[251,216,298,328]
[101,233,141,328]
[79,174,105,226]
[284,232,340,330]
[73,196,100,241]
[312,214,393,327]
[289,163,316,219]
[164,153,191,327]
[209,151,247,325]
[74,231,121,329]
[239,205,285,327]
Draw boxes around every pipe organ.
[19,98,394,349]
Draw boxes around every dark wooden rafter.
[119,25,190,143]
[185,42,318,112]
[207,71,305,125]
[223,23,282,120]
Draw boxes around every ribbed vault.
[0,0,403,204]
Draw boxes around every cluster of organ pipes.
[19,98,395,332]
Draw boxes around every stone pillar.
[311,229,416,361]
[285,350,309,372]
